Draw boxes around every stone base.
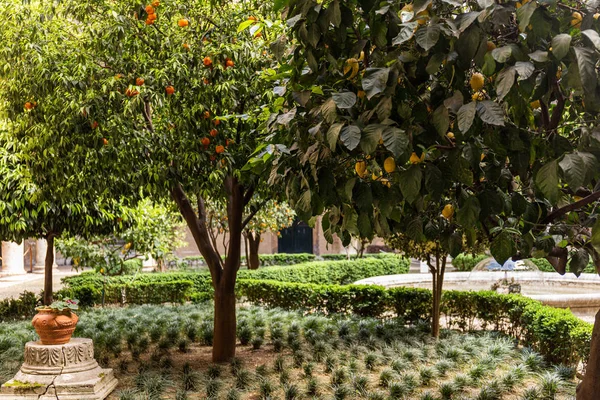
[0,339,117,400]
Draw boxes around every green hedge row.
[236,279,592,366]
[0,291,38,322]
[61,256,410,306]
[452,253,489,271]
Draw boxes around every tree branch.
[549,77,566,131]
[542,190,600,224]
[241,198,268,231]
[142,101,155,132]
[171,184,223,283]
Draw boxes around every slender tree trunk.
[577,309,600,399]
[247,232,261,270]
[43,235,55,306]
[213,279,237,362]
[430,253,446,339]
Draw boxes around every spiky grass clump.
[259,379,275,400]
[226,388,241,400]
[235,369,252,390]
[206,378,222,399]
[206,364,222,379]
[306,377,319,396]
[284,383,300,400]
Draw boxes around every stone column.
[33,238,58,274]
[1,241,26,275]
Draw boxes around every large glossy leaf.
[551,34,572,61]
[495,66,516,100]
[491,46,512,63]
[392,23,418,45]
[574,47,597,96]
[340,125,361,150]
[569,248,589,277]
[382,126,409,158]
[399,165,422,204]
[327,123,344,150]
[514,61,534,80]
[362,68,390,99]
[559,152,586,189]
[332,92,357,109]
[535,160,559,204]
[457,101,477,133]
[360,124,384,154]
[476,101,505,126]
[432,105,449,135]
[582,29,600,51]
[456,197,481,227]
[415,24,441,51]
[516,1,537,32]
[490,231,517,265]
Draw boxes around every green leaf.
[328,0,342,27]
[476,101,505,126]
[382,126,409,158]
[495,66,516,101]
[327,123,344,151]
[342,205,359,235]
[296,190,312,213]
[237,19,255,33]
[399,165,422,204]
[447,232,463,258]
[535,160,559,204]
[392,23,417,45]
[482,52,496,76]
[559,152,586,189]
[413,0,432,14]
[340,125,361,151]
[574,47,597,96]
[321,98,337,124]
[551,34,572,61]
[425,165,444,199]
[362,68,390,99]
[415,24,441,51]
[358,212,374,239]
[582,29,600,51]
[457,101,477,133]
[529,50,549,62]
[514,61,535,80]
[491,46,512,63]
[332,92,357,109]
[432,105,449,136]
[569,248,589,277]
[360,125,384,154]
[490,231,517,265]
[516,1,537,32]
[456,197,481,227]
[406,217,423,241]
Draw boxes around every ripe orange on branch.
[178,19,189,27]
[136,77,145,86]
[215,145,225,154]
[225,58,235,68]
[201,137,210,146]
[165,86,175,95]
[24,102,34,110]
[145,5,154,14]
[203,111,210,119]
[210,129,218,137]
[213,119,221,126]
[203,57,213,67]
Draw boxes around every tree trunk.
[43,235,55,306]
[430,253,446,339]
[247,232,261,270]
[213,282,237,363]
[577,308,600,399]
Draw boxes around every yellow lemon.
[355,161,367,177]
[442,204,454,220]
[344,58,360,79]
[100,268,105,274]
[572,12,582,29]
[594,13,600,20]
[380,178,392,188]
[472,91,485,101]
[481,153,486,161]
[447,132,455,139]
[384,157,397,173]
[409,152,424,164]
[470,73,485,91]
[530,100,540,109]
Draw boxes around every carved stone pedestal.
[0,338,117,399]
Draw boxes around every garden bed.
[0,304,577,399]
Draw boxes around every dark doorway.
[278,220,313,254]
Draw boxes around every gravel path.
[0,266,78,299]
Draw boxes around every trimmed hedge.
[103,280,193,305]
[256,253,316,266]
[61,256,410,306]
[236,279,593,366]
[0,292,38,322]
[452,253,489,271]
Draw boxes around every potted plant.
[32,298,79,345]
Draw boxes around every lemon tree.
[263,0,600,390]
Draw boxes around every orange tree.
[2,0,288,361]
[205,198,295,269]
[263,0,600,393]
[0,2,136,305]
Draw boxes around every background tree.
[56,199,186,275]
[1,0,288,362]
[0,3,135,304]
[205,198,295,269]
[266,0,600,395]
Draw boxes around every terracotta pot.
[32,309,79,345]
